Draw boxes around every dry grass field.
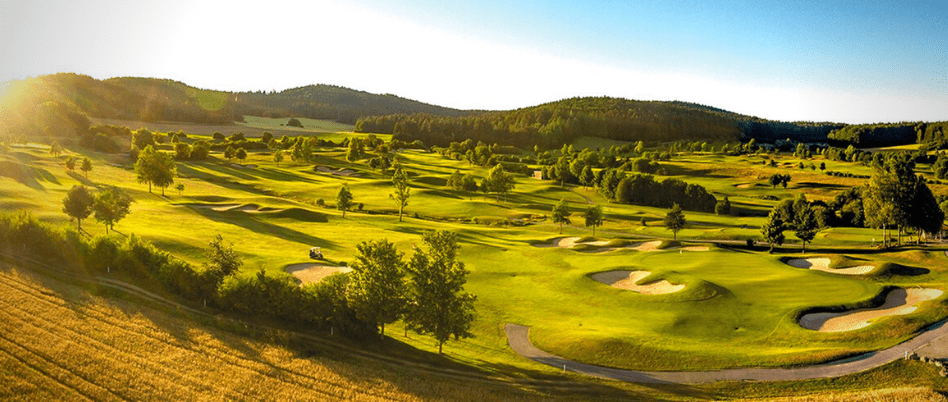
[0,260,557,402]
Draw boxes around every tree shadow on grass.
[0,160,59,191]
[66,170,96,187]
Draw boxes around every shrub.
[316,198,326,207]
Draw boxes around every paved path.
[505,322,948,384]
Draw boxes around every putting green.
[500,249,888,370]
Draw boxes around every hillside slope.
[0,74,474,139]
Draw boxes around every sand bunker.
[787,258,875,275]
[315,166,358,177]
[285,263,353,286]
[192,203,261,212]
[679,246,711,251]
[629,240,663,251]
[799,288,943,332]
[192,203,240,212]
[535,238,708,253]
[736,183,757,189]
[231,163,257,168]
[592,270,685,295]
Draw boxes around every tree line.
[356,97,744,148]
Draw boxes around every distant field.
[860,143,921,153]
[571,136,630,150]
[91,116,378,144]
[240,115,355,133]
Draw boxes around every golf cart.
[309,247,324,260]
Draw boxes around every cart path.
[505,322,948,384]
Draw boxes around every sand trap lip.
[315,166,359,176]
[190,203,260,212]
[285,263,352,286]
[799,288,943,332]
[231,163,257,168]
[787,258,874,275]
[535,238,708,252]
[591,270,685,295]
[191,203,241,212]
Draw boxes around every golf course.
[3,76,948,400]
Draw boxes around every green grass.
[3,140,948,380]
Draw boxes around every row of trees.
[335,162,415,220]
[445,165,517,202]
[356,97,742,148]
[62,185,133,234]
[551,200,604,235]
[759,156,944,251]
[759,194,820,253]
[346,232,476,352]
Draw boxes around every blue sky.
[1,0,945,123]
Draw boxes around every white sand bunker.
[799,288,943,332]
[285,263,353,286]
[192,204,260,212]
[192,203,240,212]
[536,238,709,252]
[788,258,875,275]
[315,166,358,177]
[626,241,709,252]
[591,270,685,295]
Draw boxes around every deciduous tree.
[347,239,406,338]
[552,199,571,234]
[794,205,819,254]
[93,186,133,234]
[336,184,353,218]
[760,209,787,253]
[663,203,686,240]
[273,150,284,166]
[390,164,410,222]
[80,157,93,178]
[404,231,476,354]
[62,185,94,231]
[584,204,604,236]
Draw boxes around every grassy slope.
[2,136,947,377]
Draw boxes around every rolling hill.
[2,73,946,149]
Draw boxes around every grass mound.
[188,195,232,203]
[869,262,931,278]
[414,175,447,186]
[266,208,329,223]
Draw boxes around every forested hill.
[3,73,946,149]
[0,74,475,139]
[355,97,851,148]
[238,85,473,124]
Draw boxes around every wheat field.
[0,262,549,402]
